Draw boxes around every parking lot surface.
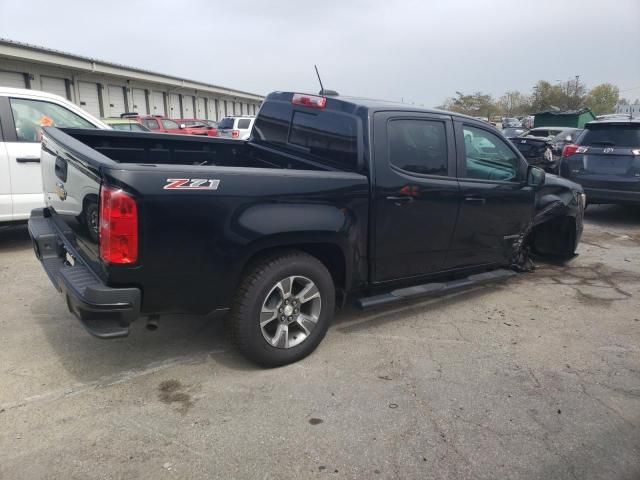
[1,205,639,480]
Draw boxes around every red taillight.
[208,128,218,137]
[562,144,588,157]
[232,130,239,138]
[99,185,138,264]
[292,93,327,109]
[562,144,578,157]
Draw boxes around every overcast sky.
[1,0,639,106]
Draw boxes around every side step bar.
[356,269,517,310]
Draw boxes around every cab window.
[462,125,521,182]
[388,119,448,176]
[10,98,95,142]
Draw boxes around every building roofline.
[0,37,264,101]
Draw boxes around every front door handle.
[464,196,486,205]
[386,195,413,204]
[16,156,40,163]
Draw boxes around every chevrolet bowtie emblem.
[55,182,67,201]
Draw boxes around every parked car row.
[103,113,256,139]
[502,117,640,205]
[505,127,582,173]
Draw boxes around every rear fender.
[220,202,359,305]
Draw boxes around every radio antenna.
[314,65,325,95]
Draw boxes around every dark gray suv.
[559,119,640,205]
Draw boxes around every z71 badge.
[163,178,220,190]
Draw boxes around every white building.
[0,38,263,121]
[615,102,640,118]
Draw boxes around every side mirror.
[527,165,546,187]
[179,124,186,129]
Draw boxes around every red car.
[177,118,218,137]
[121,114,208,135]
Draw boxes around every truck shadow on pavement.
[32,280,508,383]
[0,223,31,252]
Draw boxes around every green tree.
[439,91,497,118]
[585,83,620,115]
[498,91,530,116]
[530,78,587,111]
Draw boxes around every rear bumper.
[28,208,140,338]
[583,187,640,205]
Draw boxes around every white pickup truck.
[0,87,108,223]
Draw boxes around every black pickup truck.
[28,91,585,366]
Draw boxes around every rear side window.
[388,119,448,176]
[253,100,359,170]
[579,124,640,147]
[288,110,357,169]
[253,102,290,145]
[237,118,251,129]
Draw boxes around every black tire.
[227,251,335,367]
[84,202,99,243]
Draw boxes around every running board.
[356,269,517,310]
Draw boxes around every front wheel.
[227,251,335,367]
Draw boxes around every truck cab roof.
[265,91,480,123]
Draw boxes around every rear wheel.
[84,202,99,243]
[228,251,335,367]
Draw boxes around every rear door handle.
[386,195,413,204]
[16,156,40,163]
[464,196,486,205]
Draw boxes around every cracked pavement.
[1,204,639,479]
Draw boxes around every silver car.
[217,116,255,140]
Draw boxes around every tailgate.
[40,127,110,272]
[564,147,640,192]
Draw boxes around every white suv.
[217,116,255,140]
[0,87,108,223]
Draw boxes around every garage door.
[40,76,68,99]
[0,71,26,88]
[182,95,194,118]
[78,81,101,118]
[107,85,126,117]
[196,97,207,119]
[151,90,165,116]
[169,93,180,118]
[208,98,219,121]
[131,88,147,114]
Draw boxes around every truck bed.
[37,127,369,319]
[62,128,336,171]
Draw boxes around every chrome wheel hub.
[260,276,322,349]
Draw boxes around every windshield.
[217,117,235,129]
[579,124,640,147]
